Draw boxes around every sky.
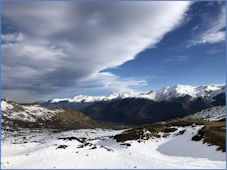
[1,1,226,103]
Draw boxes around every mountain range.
[48,84,226,103]
[40,84,226,111]
[1,98,226,169]
[39,84,226,128]
[1,84,226,129]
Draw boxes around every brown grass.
[114,119,226,152]
[194,121,226,152]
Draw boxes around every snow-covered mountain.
[1,100,60,122]
[50,84,226,103]
[180,105,226,121]
[1,99,101,130]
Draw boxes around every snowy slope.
[1,100,101,130]
[1,100,61,122]
[181,105,226,121]
[50,84,226,103]
[1,126,226,169]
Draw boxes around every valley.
[1,84,226,169]
[40,84,226,129]
[2,1,226,169]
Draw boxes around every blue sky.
[1,1,226,102]
[104,1,226,91]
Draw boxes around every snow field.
[1,126,226,169]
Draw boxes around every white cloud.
[77,72,148,94]
[188,31,226,47]
[1,33,24,42]
[1,1,191,102]
[201,31,226,43]
[187,4,226,48]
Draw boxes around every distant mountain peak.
[49,84,226,103]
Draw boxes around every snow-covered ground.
[1,126,226,169]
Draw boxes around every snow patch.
[157,126,225,161]
[1,100,14,111]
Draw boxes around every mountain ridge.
[49,84,226,103]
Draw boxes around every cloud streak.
[187,3,226,48]
[162,56,190,63]
[1,1,191,102]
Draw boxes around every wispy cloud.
[187,3,226,48]
[77,72,148,94]
[162,56,190,63]
[206,1,215,7]
[207,45,225,55]
[192,26,199,31]
[188,31,225,48]
[1,1,191,102]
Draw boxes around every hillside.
[82,98,194,128]
[114,119,226,152]
[82,98,226,129]
[180,105,226,121]
[1,99,101,130]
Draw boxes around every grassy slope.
[114,119,226,152]
[1,100,102,130]
[51,109,102,130]
[193,120,226,152]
